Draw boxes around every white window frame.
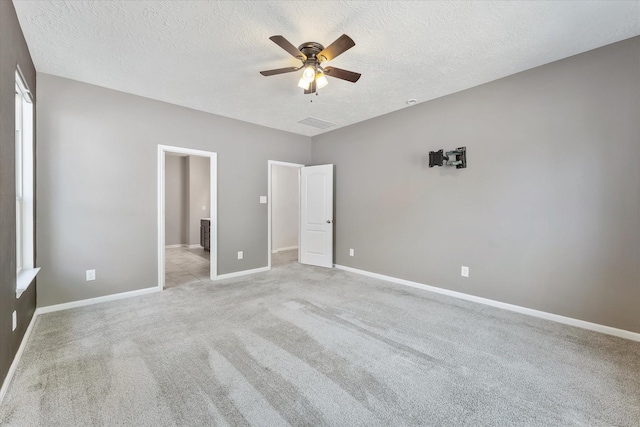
[15,68,39,298]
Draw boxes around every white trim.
[16,267,40,298]
[272,246,298,254]
[164,244,202,249]
[158,145,217,288]
[267,160,303,270]
[15,64,32,99]
[0,310,37,404]
[214,266,270,281]
[36,287,160,315]
[334,264,640,342]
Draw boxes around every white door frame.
[267,160,304,270]
[158,145,218,289]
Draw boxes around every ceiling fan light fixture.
[260,34,360,95]
[316,70,329,89]
[297,76,310,90]
[301,65,316,83]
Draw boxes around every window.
[15,69,38,297]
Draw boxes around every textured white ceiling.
[13,1,640,136]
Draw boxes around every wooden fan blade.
[269,35,307,61]
[260,67,301,76]
[304,79,317,94]
[323,66,361,83]
[317,34,355,62]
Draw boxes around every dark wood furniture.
[200,219,211,251]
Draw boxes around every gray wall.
[188,155,211,246]
[0,0,37,388]
[311,37,640,333]
[272,164,300,251]
[165,155,188,246]
[37,74,311,307]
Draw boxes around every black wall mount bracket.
[429,146,467,169]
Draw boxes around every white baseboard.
[214,266,270,281]
[334,264,640,342]
[36,287,160,315]
[272,246,298,254]
[0,310,38,404]
[166,244,203,250]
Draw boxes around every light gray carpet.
[1,252,639,426]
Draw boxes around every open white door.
[300,164,334,268]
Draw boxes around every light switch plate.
[86,269,96,281]
[461,266,469,277]
[260,196,267,204]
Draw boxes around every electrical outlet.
[86,269,96,281]
[237,251,243,260]
[12,311,17,331]
[461,266,469,277]
[349,248,354,257]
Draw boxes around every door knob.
[327,220,332,224]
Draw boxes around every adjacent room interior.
[269,161,302,268]
[1,1,639,425]
[164,152,212,288]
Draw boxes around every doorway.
[268,161,303,269]
[158,145,217,290]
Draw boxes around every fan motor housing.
[298,42,325,62]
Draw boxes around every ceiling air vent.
[298,116,336,129]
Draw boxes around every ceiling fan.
[260,34,361,94]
